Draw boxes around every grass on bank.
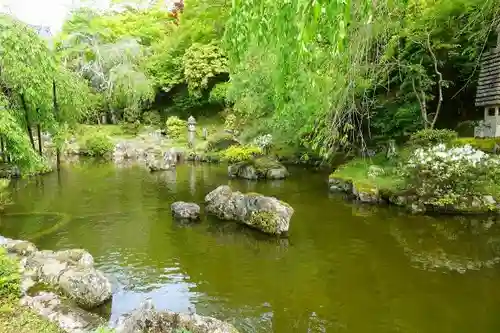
[330,134,500,197]
[0,248,63,333]
[330,152,409,194]
[0,249,117,333]
[0,298,64,333]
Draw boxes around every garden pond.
[1,161,500,332]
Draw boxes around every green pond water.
[2,162,500,332]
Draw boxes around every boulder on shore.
[146,153,173,172]
[114,299,239,333]
[21,248,112,309]
[228,157,288,180]
[171,201,201,220]
[205,185,293,235]
[0,236,38,256]
[21,292,106,333]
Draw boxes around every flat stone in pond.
[171,201,201,220]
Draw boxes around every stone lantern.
[187,116,196,148]
[475,25,500,137]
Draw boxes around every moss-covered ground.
[329,153,406,194]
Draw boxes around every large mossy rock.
[228,157,288,180]
[21,248,112,309]
[328,177,383,204]
[205,185,294,235]
[206,133,239,152]
[114,299,239,333]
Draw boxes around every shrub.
[120,120,141,136]
[402,144,500,208]
[252,134,273,153]
[142,111,162,126]
[166,116,187,139]
[224,113,237,132]
[0,248,20,298]
[409,129,458,147]
[209,82,230,105]
[220,145,262,163]
[371,102,423,142]
[83,133,114,157]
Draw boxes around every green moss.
[248,211,279,234]
[452,137,500,153]
[330,154,406,194]
[252,156,282,174]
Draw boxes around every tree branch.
[412,78,428,128]
[426,32,443,129]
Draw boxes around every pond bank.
[329,140,500,215]
[0,235,239,333]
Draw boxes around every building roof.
[476,49,500,107]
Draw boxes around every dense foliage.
[225,0,500,156]
[0,14,92,172]
[2,0,499,168]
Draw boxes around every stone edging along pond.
[328,175,500,215]
[0,235,240,333]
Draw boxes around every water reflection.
[3,163,500,333]
[390,215,500,273]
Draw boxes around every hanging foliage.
[224,0,500,157]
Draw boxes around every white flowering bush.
[252,134,273,153]
[402,144,500,208]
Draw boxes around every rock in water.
[114,299,239,333]
[205,185,293,235]
[58,267,112,309]
[21,292,106,333]
[228,157,288,180]
[171,201,201,220]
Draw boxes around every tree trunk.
[53,79,61,171]
[20,94,36,150]
[37,124,43,156]
[0,136,4,163]
[5,143,10,163]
